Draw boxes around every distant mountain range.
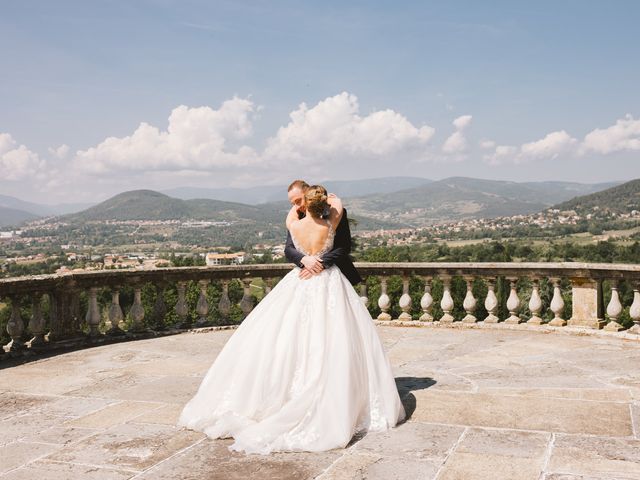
[162,176,433,203]
[1,176,630,230]
[0,194,93,228]
[0,206,40,228]
[347,177,621,226]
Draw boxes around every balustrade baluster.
[129,286,146,332]
[398,276,412,321]
[439,276,454,322]
[28,293,46,348]
[629,286,640,334]
[462,277,477,323]
[604,280,624,331]
[527,278,544,325]
[419,277,433,322]
[152,283,167,330]
[264,278,275,294]
[377,278,391,321]
[6,296,24,352]
[549,279,566,326]
[240,279,254,319]
[86,287,101,337]
[107,289,125,335]
[218,280,231,324]
[359,283,369,308]
[505,278,522,324]
[175,281,189,329]
[195,280,210,326]
[484,278,499,323]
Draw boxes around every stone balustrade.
[1,262,640,357]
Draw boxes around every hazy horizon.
[0,174,626,208]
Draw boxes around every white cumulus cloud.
[48,144,70,159]
[483,145,517,166]
[442,114,472,154]
[520,130,577,160]
[452,114,472,130]
[484,130,577,165]
[74,97,260,173]
[580,114,640,154]
[0,133,46,181]
[263,92,435,164]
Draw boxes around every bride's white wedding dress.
[178,223,405,454]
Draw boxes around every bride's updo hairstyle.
[304,185,329,219]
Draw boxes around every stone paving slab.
[46,423,204,472]
[0,441,61,475]
[1,326,639,479]
[437,428,550,480]
[65,401,165,429]
[0,392,60,420]
[1,460,133,480]
[0,411,71,447]
[546,434,640,479]
[133,438,341,480]
[408,390,632,436]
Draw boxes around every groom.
[284,180,362,285]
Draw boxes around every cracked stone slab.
[352,422,464,460]
[22,425,100,446]
[36,396,116,418]
[437,428,549,480]
[129,403,184,426]
[135,438,341,480]
[0,441,61,475]
[65,401,164,429]
[477,387,632,402]
[409,390,633,436]
[0,460,133,480]
[0,411,70,447]
[547,434,640,479]
[110,375,202,405]
[0,365,100,396]
[0,391,60,420]
[63,372,161,399]
[44,422,204,472]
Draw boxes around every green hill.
[553,178,640,214]
[60,190,282,223]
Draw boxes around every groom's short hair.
[288,180,309,192]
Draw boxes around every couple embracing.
[178,180,405,455]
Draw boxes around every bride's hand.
[301,255,323,274]
[299,268,314,280]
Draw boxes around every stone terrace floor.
[1,325,640,480]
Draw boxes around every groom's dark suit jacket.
[284,208,362,286]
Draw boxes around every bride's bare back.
[288,199,343,256]
[289,217,333,255]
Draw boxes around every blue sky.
[1,1,639,203]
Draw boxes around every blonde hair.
[304,185,328,218]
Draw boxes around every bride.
[178,185,405,454]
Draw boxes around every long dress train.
[178,237,405,454]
